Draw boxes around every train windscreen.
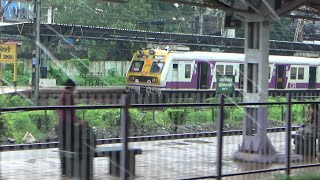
[129,61,144,72]
[150,62,164,73]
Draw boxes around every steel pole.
[217,94,224,180]
[121,94,129,180]
[285,93,292,176]
[34,0,41,105]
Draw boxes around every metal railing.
[0,93,320,179]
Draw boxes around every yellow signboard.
[0,43,17,87]
[0,44,17,63]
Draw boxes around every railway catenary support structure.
[231,1,302,163]
[2,23,320,55]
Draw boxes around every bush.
[28,110,57,133]
[0,95,10,107]
[141,110,170,128]
[83,109,109,128]
[103,74,126,86]
[47,63,68,85]
[0,95,32,107]
[0,114,5,139]
[166,108,186,125]
[187,109,213,124]
[2,62,30,86]
[268,97,286,122]
[228,107,244,122]
[3,112,42,143]
[291,100,305,124]
[69,59,89,75]
[8,95,32,107]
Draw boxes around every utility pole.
[0,0,2,86]
[199,8,204,35]
[32,0,40,105]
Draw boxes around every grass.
[275,173,320,180]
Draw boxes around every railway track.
[0,126,298,152]
[2,86,320,105]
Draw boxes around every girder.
[1,22,320,53]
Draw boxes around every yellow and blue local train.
[125,49,320,94]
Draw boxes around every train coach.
[125,49,320,94]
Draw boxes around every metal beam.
[0,0,13,15]
[160,0,254,14]
[276,0,308,16]
[284,14,320,21]
[96,0,128,3]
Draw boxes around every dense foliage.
[43,0,195,33]
[2,62,30,86]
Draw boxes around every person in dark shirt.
[57,79,78,178]
[74,120,97,180]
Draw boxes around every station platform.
[1,132,320,180]
[0,86,31,95]
[0,86,126,94]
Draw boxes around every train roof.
[165,51,320,65]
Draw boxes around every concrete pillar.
[240,20,276,155]
[233,0,302,163]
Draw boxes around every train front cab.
[126,49,166,94]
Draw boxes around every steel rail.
[0,126,299,152]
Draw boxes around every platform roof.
[160,0,320,21]
[1,22,320,54]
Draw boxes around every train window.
[185,64,191,78]
[130,61,144,72]
[173,64,178,70]
[298,68,304,79]
[225,65,233,75]
[268,67,272,80]
[150,62,164,73]
[290,67,297,79]
[216,65,224,76]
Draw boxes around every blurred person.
[57,78,78,178]
[74,120,97,180]
[299,103,320,135]
[294,103,320,156]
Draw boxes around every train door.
[309,67,317,89]
[238,64,244,89]
[172,63,179,89]
[197,62,209,89]
[275,65,285,89]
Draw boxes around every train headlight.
[151,77,158,83]
[149,50,155,55]
[129,76,136,81]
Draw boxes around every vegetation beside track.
[1,59,126,87]
[275,173,320,180]
[0,95,312,144]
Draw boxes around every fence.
[17,59,130,77]
[1,94,320,179]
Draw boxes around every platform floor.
[1,132,320,180]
